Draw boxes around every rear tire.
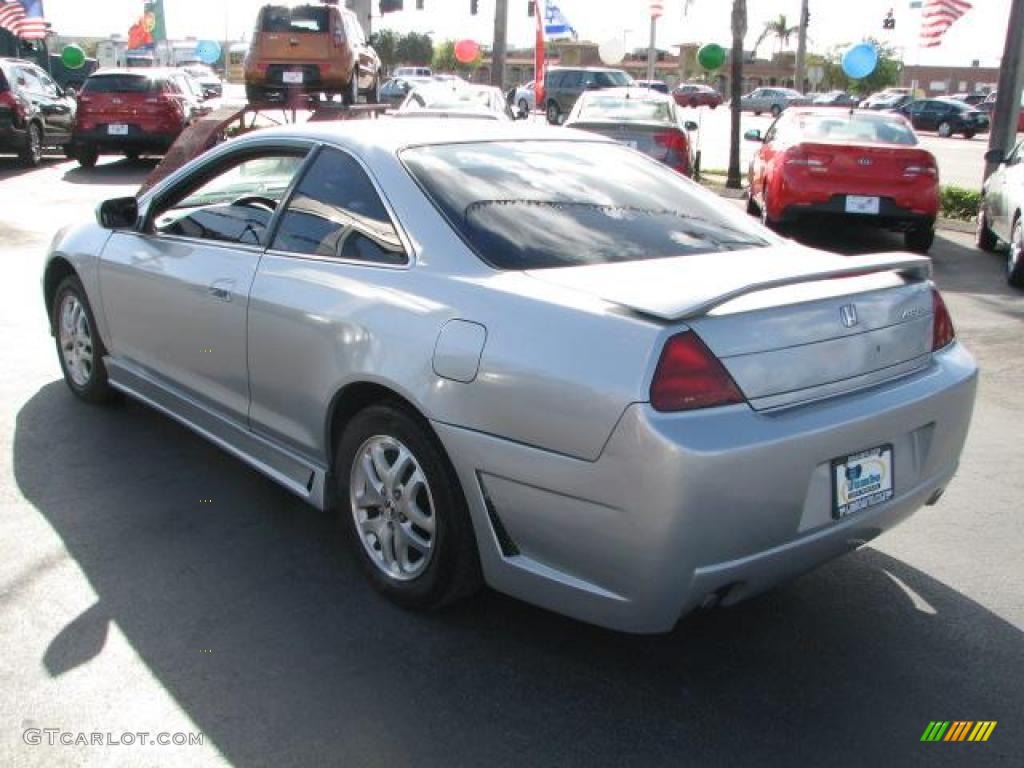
[976,209,998,252]
[76,146,98,169]
[771,104,782,117]
[518,98,529,115]
[746,190,758,216]
[336,404,481,610]
[546,100,561,125]
[343,70,359,106]
[905,225,935,254]
[1008,217,1024,288]
[52,275,117,404]
[20,122,43,168]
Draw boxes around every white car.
[978,137,1024,286]
[513,81,535,115]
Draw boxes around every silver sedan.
[978,137,1024,286]
[43,120,978,633]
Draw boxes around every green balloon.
[61,44,86,70]
[697,43,726,71]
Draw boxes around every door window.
[271,148,407,265]
[36,69,60,97]
[14,66,43,95]
[152,150,309,246]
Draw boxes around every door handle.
[208,279,235,302]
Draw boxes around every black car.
[0,58,76,167]
[894,98,989,139]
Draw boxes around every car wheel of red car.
[904,225,935,254]
[689,98,698,108]
[76,146,98,169]
[1008,218,1024,288]
[746,190,758,216]
[760,188,774,228]
[976,209,998,252]
[20,122,43,168]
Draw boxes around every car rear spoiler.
[676,252,932,319]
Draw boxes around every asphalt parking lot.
[0,154,1021,767]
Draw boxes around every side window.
[15,66,43,95]
[562,72,582,89]
[152,150,309,246]
[36,69,60,97]
[271,148,406,265]
[547,72,563,89]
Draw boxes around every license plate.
[282,71,304,84]
[108,124,129,136]
[845,195,880,215]
[832,445,894,519]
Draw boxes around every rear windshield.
[82,74,155,94]
[402,141,771,271]
[577,95,673,123]
[785,113,918,145]
[260,5,329,33]
[406,88,495,111]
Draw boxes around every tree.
[727,0,747,190]
[395,32,433,67]
[432,40,482,76]
[755,14,798,56]
[370,29,399,72]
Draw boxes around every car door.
[750,117,783,200]
[98,143,312,424]
[247,145,411,459]
[32,67,75,141]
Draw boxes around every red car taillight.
[0,90,26,126]
[784,147,832,173]
[650,332,745,412]
[654,130,691,176]
[932,289,956,351]
[903,159,938,179]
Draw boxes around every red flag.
[534,0,545,107]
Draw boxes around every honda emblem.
[840,304,859,328]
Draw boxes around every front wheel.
[905,225,936,254]
[937,121,953,138]
[770,104,782,117]
[336,404,481,609]
[1008,218,1024,288]
[52,276,117,404]
[20,122,43,167]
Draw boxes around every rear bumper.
[434,343,977,633]
[0,123,27,151]
[72,127,180,153]
[779,194,936,230]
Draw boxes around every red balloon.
[454,39,480,64]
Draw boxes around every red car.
[71,69,191,168]
[672,83,723,109]
[745,108,939,253]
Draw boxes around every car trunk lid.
[527,245,935,409]
[795,141,935,183]
[568,120,685,166]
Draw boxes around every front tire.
[52,276,116,404]
[546,100,561,125]
[343,70,359,106]
[770,104,782,117]
[20,122,43,167]
[937,121,953,138]
[336,404,481,609]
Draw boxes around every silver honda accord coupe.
[43,120,978,633]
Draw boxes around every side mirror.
[684,120,699,132]
[97,197,139,229]
[984,148,1005,165]
[744,129,763,142]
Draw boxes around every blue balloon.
[842,43,879,80]
[195,40,222,65]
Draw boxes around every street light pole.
[985,0,1024,181]
[647,1,663,81]
[491,0,509,89]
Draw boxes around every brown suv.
[543,67,633,124]
[245,3,381,104]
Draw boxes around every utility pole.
[648,2,664,81]
[795,0,808,92]
[985,0,1024,180]
[491,0,508,89]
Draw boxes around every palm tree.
[726,0,747,189]
[756,14,798,56]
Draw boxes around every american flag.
[0,0,48,41]
[920,0,972,48]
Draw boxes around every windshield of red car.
[402,141,772,270]
[784,113,918,146]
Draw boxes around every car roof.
[547,66,626,73]
[235,118,612,153]
[88,68,163,78]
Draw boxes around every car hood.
[525,245,931,321]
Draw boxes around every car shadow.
[61,158,159,186]
[13,381,1023,767]
[0,155,67,182]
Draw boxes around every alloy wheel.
[59,293,94,387]
[350,435,436,582]
[1009,220,1023,278]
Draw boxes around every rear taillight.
[650,331,745,412]
[785,147,831,173]
[931,289,955,351]
[653,130,691,176]
[904,153,938,178]
[0,90,26,126]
